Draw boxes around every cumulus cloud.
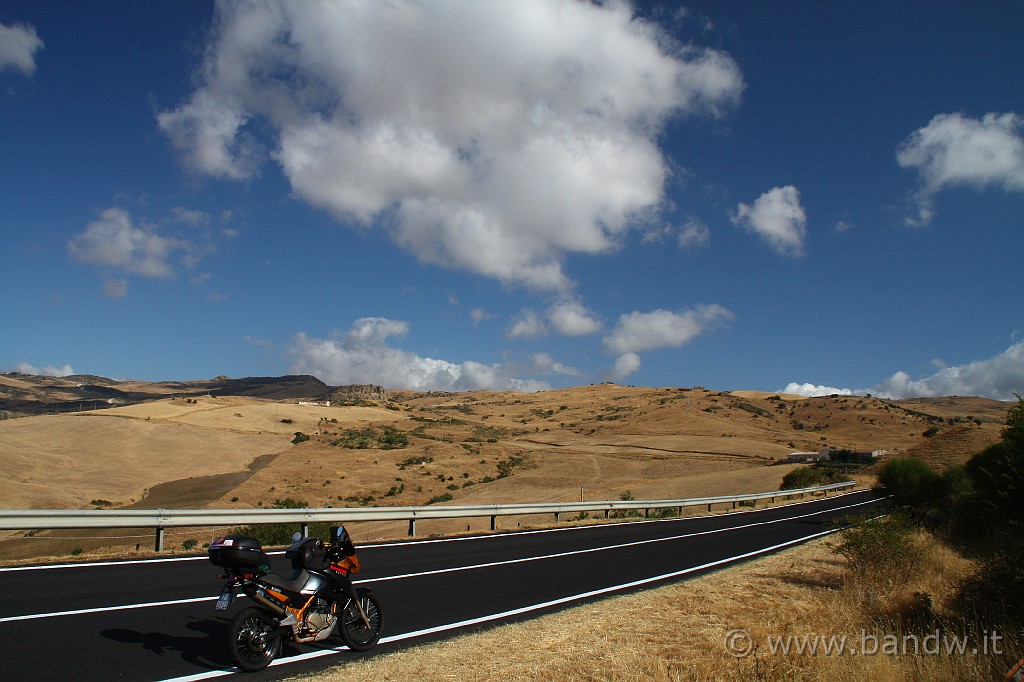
[12,362,73,377]
[781,341,1024,401]
[610,352,642,381]
[731,185,807,256]
[529,352,580,377]
[872,341,1024,400]
[507,298,602,339]
[603,304,733,355]
[897,112,1024,226]
[67,208,191,279]
[158,1,743,290]
[507,309,546,340]
[780,383,854,398]
[0,22,43,76]
[546,298,602,336]
[288,317,550,391]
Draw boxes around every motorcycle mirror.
[291,531,302,542]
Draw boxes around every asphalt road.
[0,489,886,681]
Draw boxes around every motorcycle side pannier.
[208,535,270,570]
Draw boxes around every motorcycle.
[208,525,383,672]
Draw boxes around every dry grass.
[0,384,1010,562]
[289,531,1019,682]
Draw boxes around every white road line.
[0,496,878,624]
[160,524,856,682]
[0,596,217,624]
[358,496,879,584]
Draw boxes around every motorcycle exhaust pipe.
[248,589,287,618]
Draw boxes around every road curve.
[0,489,885,681]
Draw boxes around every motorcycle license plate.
[215,586,234,611]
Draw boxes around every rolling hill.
[0,373,1011,558]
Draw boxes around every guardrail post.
[554,512,560,523]
[301,522,309,538]
[490,515,497,531]
[154,527,165,552]
[408,518,416,537]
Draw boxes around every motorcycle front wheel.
[338,590,383,651]
[227,606,283,672]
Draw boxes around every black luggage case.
[208,534,270,570]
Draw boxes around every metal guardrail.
[0,481,856,551]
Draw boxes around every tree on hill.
[963,394,1024,533]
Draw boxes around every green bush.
[953,545,1024,626]
[780,466,846,490]
[963,440,1024,533]
[876,457,945,509]
[833,512,922,587]
[291,432,310,444]
[233,498,316,546]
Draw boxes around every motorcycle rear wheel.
[338,590,383,651]
[227,606,282,672]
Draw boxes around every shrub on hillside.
[833,512,922,591]
[876,457,945,509]
[780,465,846,490]
[232,498,326,546]
[962,394,1024,534]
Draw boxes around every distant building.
[297,400,331,407]
[785,452,825,463]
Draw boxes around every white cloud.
[0,22,43,76]
[507,299,602,339]
[102,278,128,299]
[529,352,580,377]
[731,185,807,256]
[507,309,545,340]
[780,341,1024,401]
[678,216,711,250]
[13,362,73,377]
[781,383,854,398]
[610,352,642,381]
[469,308,497,326]
[546,298,602,336]
[603,304,733,355]
[171,206,211,227]
[67,208,190,279]
[288,317,550,391]
[159,1,743,290]
[872,341,1024,400]
[897,112,1024,226]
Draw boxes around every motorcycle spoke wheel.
[227,607,282,672]
[339,592,383,651]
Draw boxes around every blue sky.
[2,1,1023,399]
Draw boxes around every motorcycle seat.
[262,570,312,593]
